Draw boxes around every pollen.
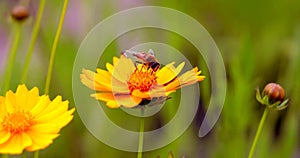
[127,65,157,92]
[1,111,35,134]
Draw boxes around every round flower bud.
[263,83,285,103]
[11,5,29,21]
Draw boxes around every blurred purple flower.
[0,27,8,72]
[117,0,146,9]
[64,0,90,41]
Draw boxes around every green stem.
[1,154,8,158]
[248,107,270,158]
[33,150,39,158]
[22,152,27,158]
[44,0,68,94]
[2,23,22,94]
[137,109,145,158]
[33,0,68,157]
[21,0,46,83]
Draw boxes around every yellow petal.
[115,94,142,108]
[14,84,40,111]
[163,67,205,91]
[106,101,120,108]
[51,108,75,128]
[91,93,116,102]
[34,100,69,124]
[81,74,109,92]
[0,133,32,154]
[95,69,129,92]
[131,88,175,99]
[25,87,40,111]
[110,55,135,83]
[21,133,32,148]
[92,93,141,108]
[30,95,51,116]
[131,89,151,98]
[0,96,7,118]
[0,130,11,144]
[113,56,119,65]
[95,68,112,85]
[177,67,203,87]
[106,63,114,74]
[157,62,185,85]
[16,84,29,110]
[150,86,176,97]
[197,75,205,81]
[81,69,112,91]
[5,90,16,113]
[164,78,180,91]
[35,96,62,118]
[25,130,59,151]
[30,124,60,134]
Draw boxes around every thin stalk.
[33,0,68,157]
[33,151,39,158]
[22,152,27,158]
[137,109,145,158]
[248,107,270,158]
[44,0,68,94]
[1,154,8,158]
[2,23,22,94]
[21,0,46,83]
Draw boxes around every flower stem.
[21,0,46,83]
[248,107,270,158]
[1,154,8,158]
[22,152,27,158]
[44,0,68,94]
[33,150,39,158]
[137,109,145,158]
[2,23,22,94]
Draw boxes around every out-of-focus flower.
[0,84,75,154]
[0,29,8,72]
[256,83,289,110]
[11,5,29,22]
[81,55,205,108]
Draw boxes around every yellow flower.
[81,55,205,108]
[0,84,75,154]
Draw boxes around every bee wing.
[148,49,155,55]
[125,50,139,56]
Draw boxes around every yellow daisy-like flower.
[81,55,205,108]
[0,84,75,154]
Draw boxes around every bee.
[121,49,168,107]
[121,49,160,71]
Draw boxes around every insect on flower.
[121,49,169,107]
[122,49,160,71]
[81,50,205,108]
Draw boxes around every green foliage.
[0,0,299,157]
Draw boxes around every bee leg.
[121,51,128,57]
[148,49,155,56]
[135,61,143,67]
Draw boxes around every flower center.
[1,111,35,134]
[128,65,157,92]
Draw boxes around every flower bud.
[263,83,285,103]
[11,5,29,22]
[256,83,289,110]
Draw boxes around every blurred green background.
[0,0,300,157]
